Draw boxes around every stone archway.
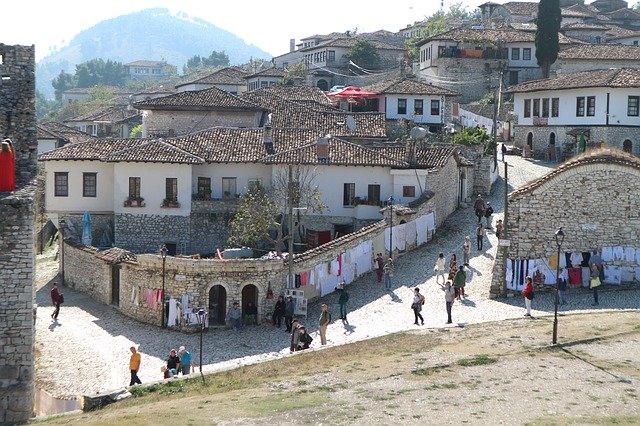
[208,285,227,326]
[623,139,633,153]
[526,132,533,149]
[316,79,329,91]
[241,284,259,321]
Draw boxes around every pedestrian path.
[34,156,640,398]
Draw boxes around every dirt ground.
[33,310,640,426]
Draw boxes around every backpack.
[58,293,64,304]
[420,294,425,305]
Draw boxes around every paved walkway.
[35,155,640,398]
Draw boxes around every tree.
[228,166,326,256]
[345,40,381,71]
[182,50,230,74]
[75,59,127,88]
[535,0,561,78]
[51,70,77,102]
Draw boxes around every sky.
[0,0,534,62]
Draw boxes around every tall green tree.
[75,59,127,88]
[535,0,562,78]
[182,50,230,74]
[51,70,77,102]
[345,40,381,71]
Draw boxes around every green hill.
[36,8,271,98]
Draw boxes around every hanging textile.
[384,227,391,252]
[569,252,583,268]
[602,247,614,262]
[416,215,428,245]
[168,298,177,327]
[337,254,343,276]
[613,246,624,261]
[300,271,309,286]
[581,267,590,287]
[405,220,417,247]
[568,267,582,286]
[621,266,635,282]
[604,265,621,284]
[394,223,406,251]
[624,247,636,262]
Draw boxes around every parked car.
[328,85,345,93]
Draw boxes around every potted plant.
[161,198,180,208]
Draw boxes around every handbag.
[590,277,601,288]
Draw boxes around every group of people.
[225,301,259,331]
[127,345,193,386]
[375,253,395,291]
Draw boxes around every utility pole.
[287,164,294,289]
[492,66,504,172]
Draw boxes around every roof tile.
[133,86,264,110]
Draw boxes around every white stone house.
[362,77,459,132]
[36,122,93,155]
[506,68,640,158]
[175,66,250,94]
[124,60,177,81]
[63,105,141,138]
[244,67,287,92]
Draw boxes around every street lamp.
[196,307,206,383]
[552,227,565,345]
[59,219,66,286]
[388,196,394,260]
[160,244,168,329]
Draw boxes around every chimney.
[316,136,329,162]
[263,126,274,154]
[290,39,296,53]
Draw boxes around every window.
[367,184,381,203]
[431,99,440,115]
[524,99,531,118]
[197,177,211,197]
[542,98,549,118]
[552,98,559,117]
[533,98,540,117]
[511,47,520,60]
[222,177,237,199]
[129,177,141,199]
[402,186,416,197]
[414,99,423,115]
[54,172,68,197]
[82,173,97,197]
[523,48,531,61]
[343,183,355,206]
[327,50,335,61]
[509,70,519,85]
[576,97,585,116]
[628,96,639,116]
[587,96,596,116]
[397,99,407,115]
[165,178,178,201]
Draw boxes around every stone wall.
[513,125,640,159]
[115,213,191,254]
[0,44,36,424]
[57,212,113,247]
[422,59,503,104]
[490,149,640,297]
[429,155,461,227]
[144,110,258,137]
[458,145,496,195]
[63,242,112,305]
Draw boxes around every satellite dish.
[409,126,427,140]
[346,115,356,132]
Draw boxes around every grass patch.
[412,366,447,377]
[527,416,640,425]
[457,355,498,367]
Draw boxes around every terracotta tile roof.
[562,22,610,30]
[244,67,287,79]
[502,1,539,16]
[132,86,265,111]
[63,86,133,95]
[559,44,640,60]
[242,90,387,138]
[102,139,204,164]
[421,28,580,46]
[64,106,141,123]
[168,128,322,163]
[561,7,594,18]
[175,66,249,88]
[509,22,537,32]
[37,122,94,144]
[362,77,459,96]
[505,68,640,93]
[606,27,640,40]
[607,7,640,20]
[510,148,640,198]
[307,37,405,52]
[95,247,138,264]
[256,85,333,105]
[262,137,409,167]
[39,138,148,161]
[373,144,457,169]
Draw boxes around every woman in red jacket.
[522,276,534,317]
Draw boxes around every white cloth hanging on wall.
[635,266,640,283]
[538,259,556,285]
[621,266,635,282]
[416,215,428,245]
[405,220,417,247]
[426,212,436,232]
[581,267,590,287]
[394,223,406,251]
[624,247,636,262]
[604,265,621,285]
[613,246,624,261]
[602,247,614,262]
[569,252,583,268]
[168,298,177,327]
[384,227,391,252]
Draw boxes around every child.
[161,366,174,379]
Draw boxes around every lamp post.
[197,307,206,383]
[59,219,66,286]
[160,244,168,329]
[552,227,565,345]
[388,196,394,260]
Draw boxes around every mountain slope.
[37,8,271,98]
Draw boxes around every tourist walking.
[383,258,394,291]
[453,266,466,301]
[273,295,286,328]
[50,282,61,320]
[444,281,455,324]
[434,253,446,285]
[335,282,349,321]
[476,223,486,250]
[474,194,486,223]
[129,346,142,386]
[522,276,534,317]
[495,220,503,240]
[501,143,507,162]
[411,288,425,325]
[318,304,331,345]
[375,253,384,282]
[178,346,193,376]
[462,236,471,266]
[590,263,601,306]
[289,319,300,353]
[448,253,458,281]
[284,296,295,332]
[484,202,494,229]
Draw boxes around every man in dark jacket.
[484,202,494,229]
[284,297,295,332]
[272,295,286,328]
[474,194,486,223]
[51,282,61,320]
[335,282,350,321]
